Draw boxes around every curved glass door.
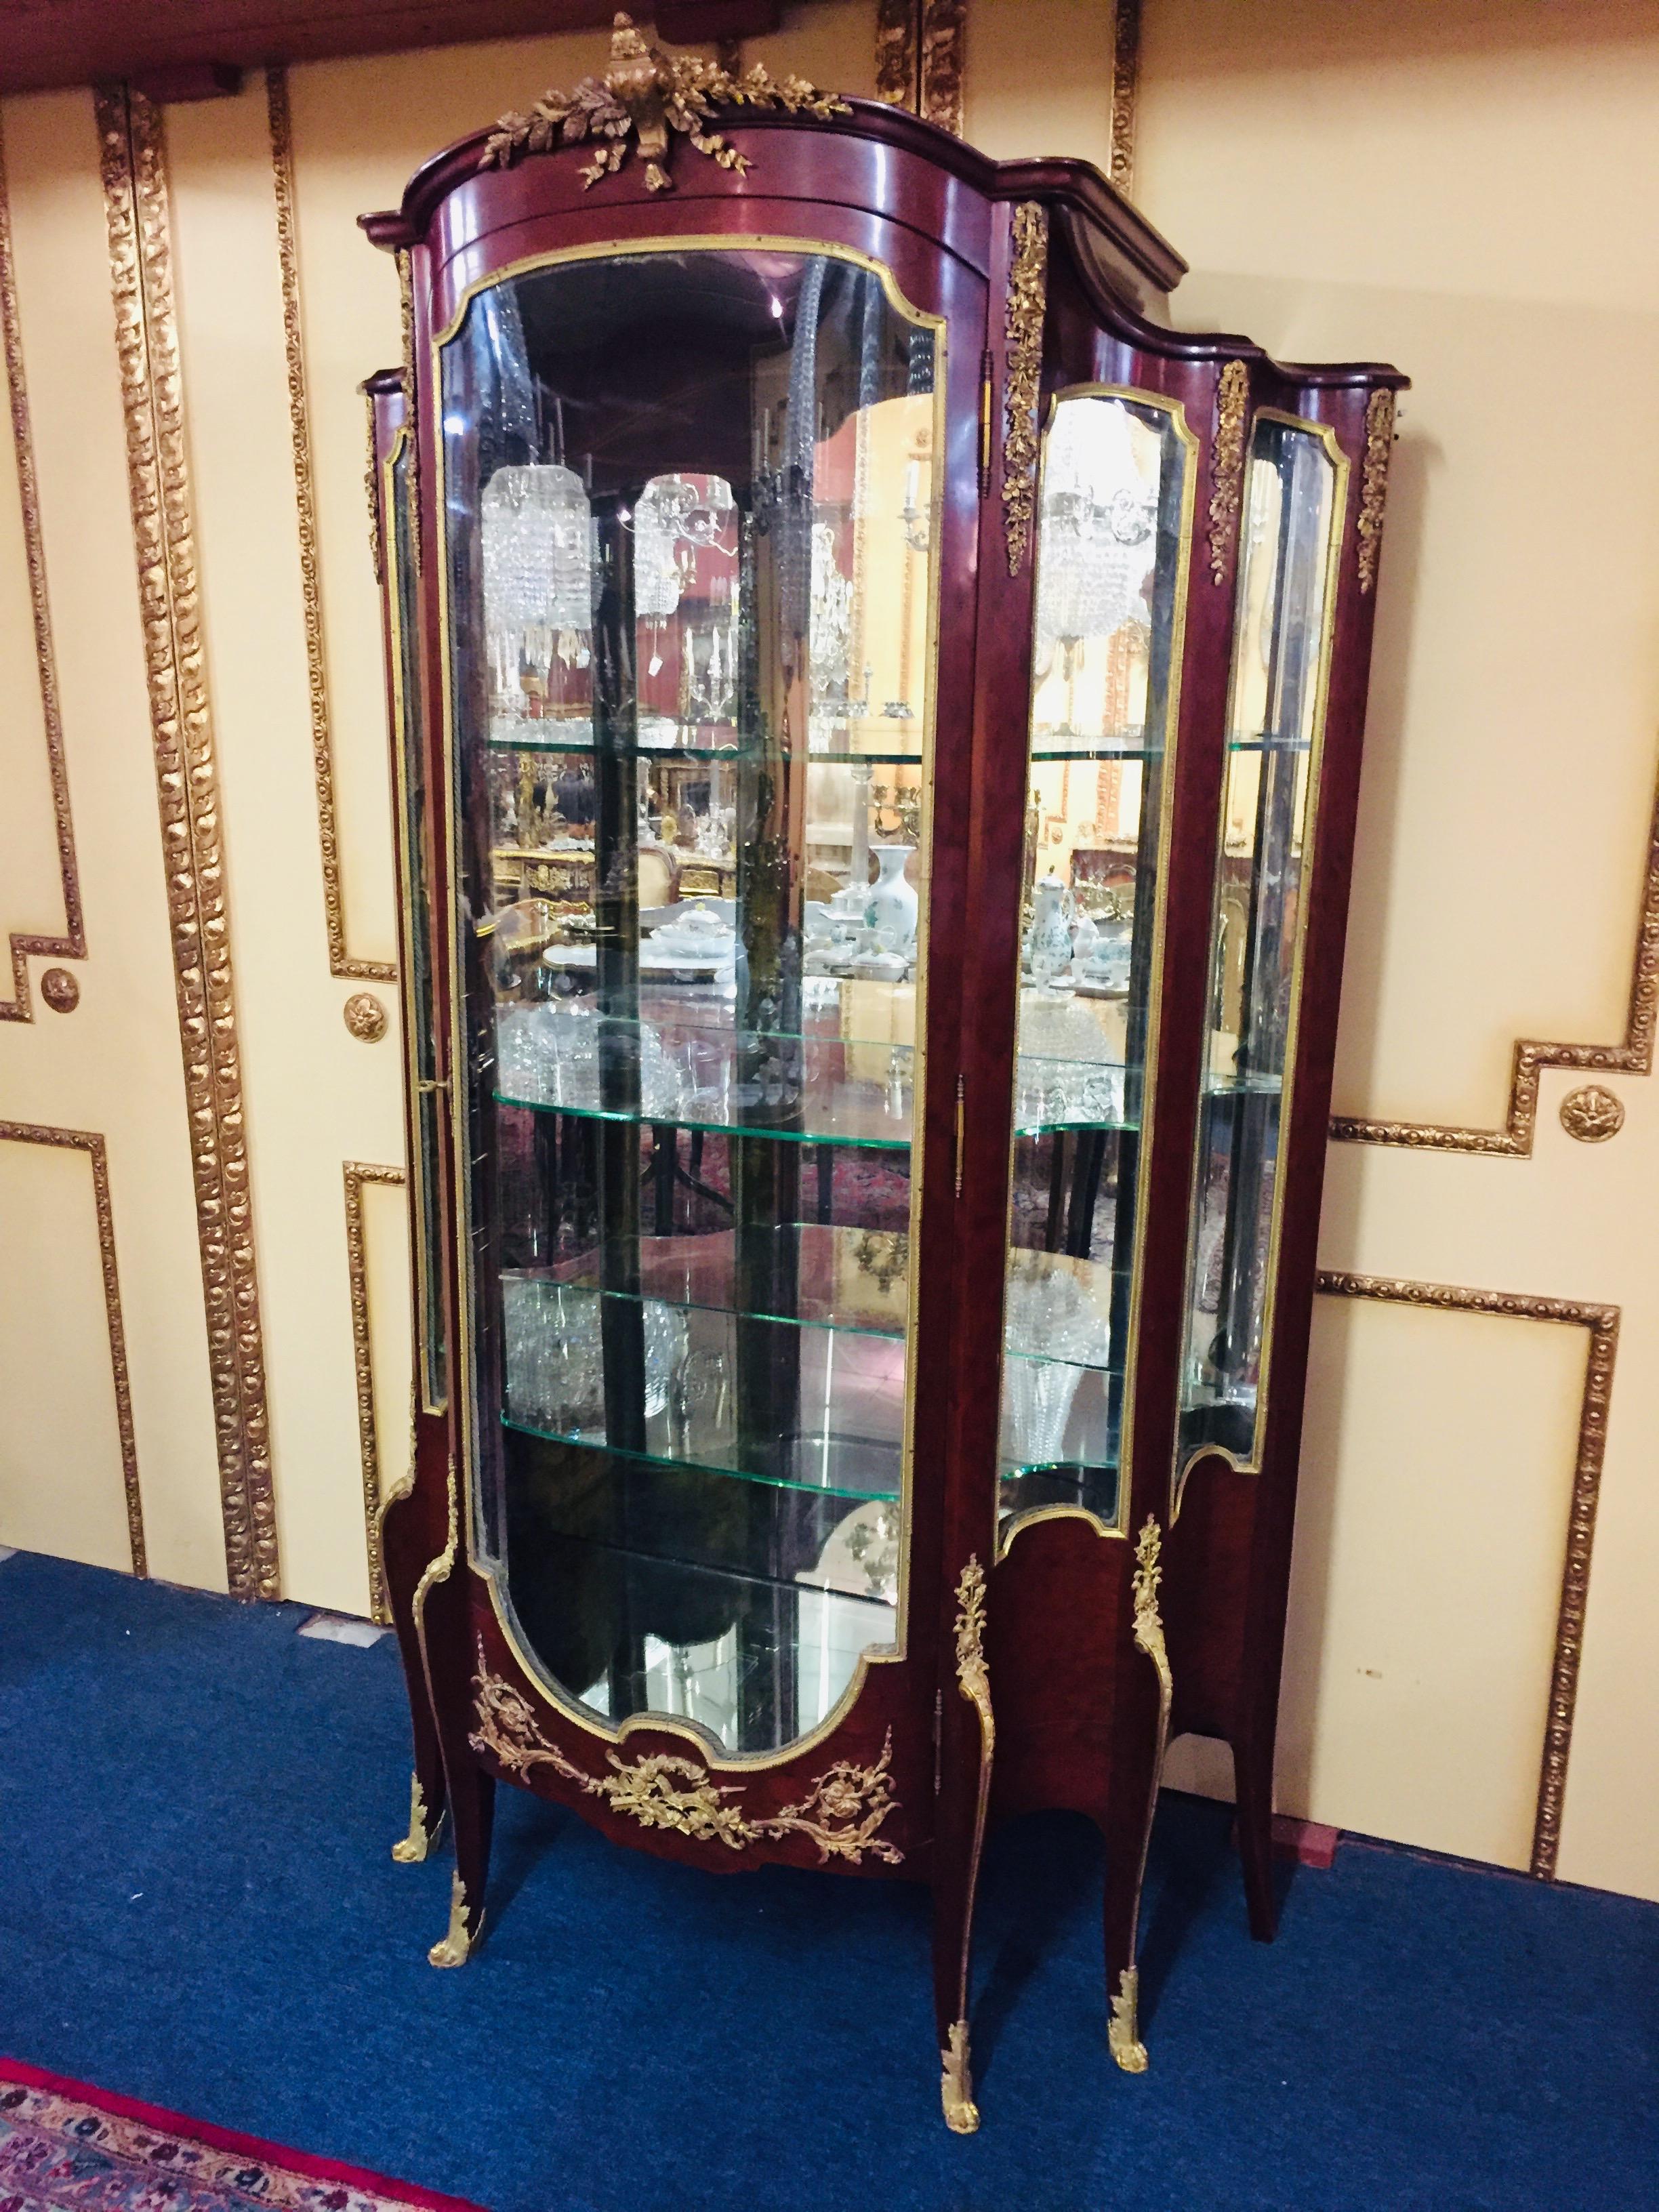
[1178,412,1344,1483]
[438,245,942,1753]
[999,389,1193,1534]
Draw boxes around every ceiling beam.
[0,3,786,98]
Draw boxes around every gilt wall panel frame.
[1315,1269,1618,1879]
[343,1158,404,1624]
[0,1122,144,1574]
[95,84,279,1599]
[266,65,396,987]
[1330,773,1659,1155]
[0,113,85,1023]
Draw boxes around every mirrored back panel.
[1179,412,1344,1481]
[437,244,943,1754]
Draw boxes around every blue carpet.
[0,1550,1653,2211]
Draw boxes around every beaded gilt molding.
[470,1667,903,1864]
[874,0,966,135]
[96,86,279,1598]
[0,1123,144,1574]
[266,68,395,987]
[1315,1269,1618,1879]
[342,1161,405,1624]
[0,114,85,1023]
[1109,0,1141,192]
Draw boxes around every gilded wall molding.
[96,86,279,1600]
[1330,775,1659,1155]
[873,2,964,136]
[1315,1268,1618,1879]
[919,1,966,137]
[0,1123,144,1576]
[344,1160,405,1624]
[266,68,396,987]
[0,115,86,1023]
[874,0,920,111]
[1109,0,1141,194]
[362,388,384,586]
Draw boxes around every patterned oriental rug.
[0,2062,486,2212]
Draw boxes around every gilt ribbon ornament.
[480,14,851,194]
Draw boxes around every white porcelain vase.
[865,844,919,955]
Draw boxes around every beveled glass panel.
[440,245,940,1753]
[999,391,1192,1534]
[1179,415,1340,1476]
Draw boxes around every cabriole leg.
[1104,1517,1175,2073]
[382,1486,449,1862]
[932,1557,993,2133]
[417,1550,494,1967]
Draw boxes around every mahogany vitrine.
[363,16,1405,2131]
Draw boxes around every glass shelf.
[1206,1069,1284,1099]
[1227,732,1312,756]
[495,1006,1141,1144]
[489,726,747,762]
[501,1277,905,1501]
[556,1224,910,1340]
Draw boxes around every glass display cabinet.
[363,16,1405,2132]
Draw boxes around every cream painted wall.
[1132,0,1659,1901]
[0,89,229,1591]
[1,0,1655,1901]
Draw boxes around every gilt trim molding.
[96,85,279,1600]
[0,115,86,1023]
[344,1160,405,1624]
[874,1,965,137]
[0,1123,144,1576]
[1331,771,1659,1155]
[266,67,396,987]
[1109,0,1141,193]
[874,0,919,110]
[1315,1268,1618,1879]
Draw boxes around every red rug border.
[0,2057,489,2212]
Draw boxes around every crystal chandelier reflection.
[1034,401,1158,661]
[481,462,593,725]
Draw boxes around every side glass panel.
[440,249,940,1753]
[388,434,447,1409]
[999,391,1191,1534]
[1179,415,1340,1473]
